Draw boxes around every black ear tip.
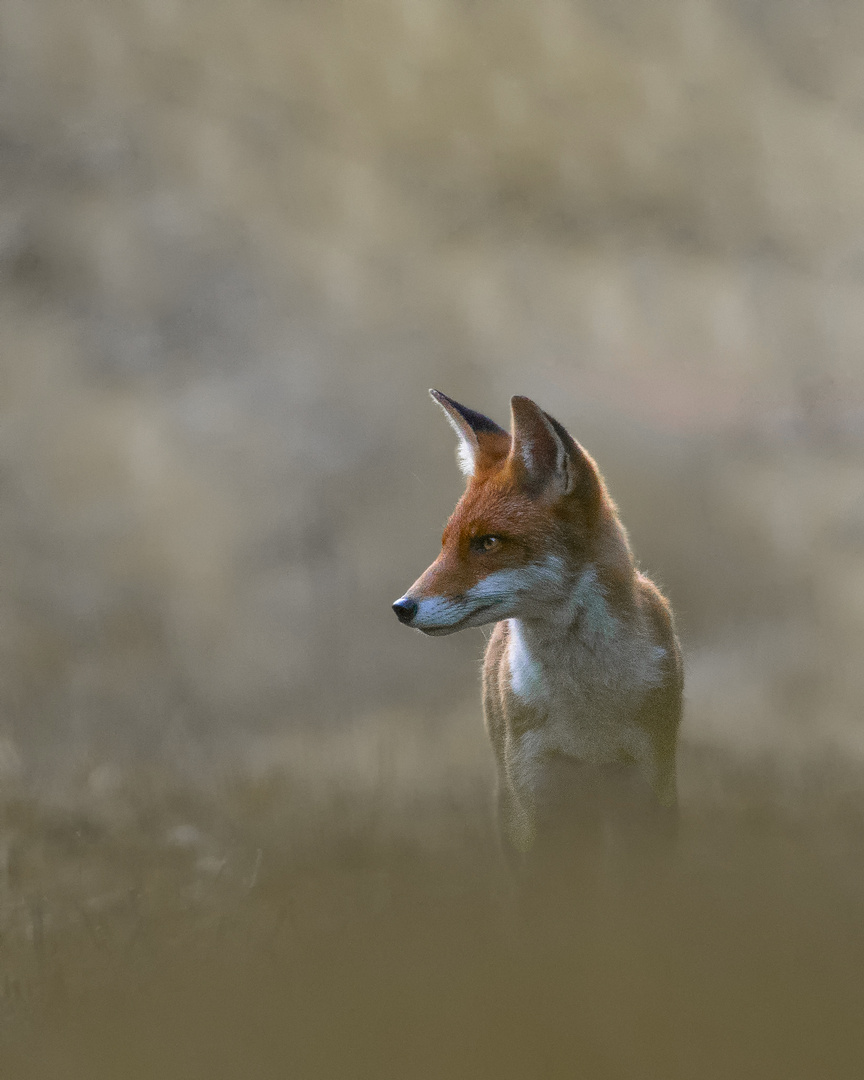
[431,392,507,437]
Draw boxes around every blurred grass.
[2,749,864,1079]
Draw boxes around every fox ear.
[509,396,589,498]
[429,389,507,478]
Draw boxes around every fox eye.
[472,535,500,553]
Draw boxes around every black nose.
[392,597,418,624]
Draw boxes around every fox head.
[392,391,630,635]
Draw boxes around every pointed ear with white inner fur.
[429,389,507,478]
[509,395,581,497]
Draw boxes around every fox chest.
[486,622,658,785]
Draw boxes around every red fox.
[393,391,683,858]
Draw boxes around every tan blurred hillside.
[0,0,863,796]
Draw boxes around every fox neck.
[514,558,632,648]
[507,504,639,687]
[538,502,636,635]
[506,561,635,711]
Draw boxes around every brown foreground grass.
[1,744,863,1080]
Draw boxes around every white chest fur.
[505,609,665,779]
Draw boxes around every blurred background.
[2,1,864,1076]
[3,0,864,792]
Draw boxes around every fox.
[392,391,683,861]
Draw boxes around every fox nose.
[392,597,418,624]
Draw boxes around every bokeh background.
[2,2,864,1076]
